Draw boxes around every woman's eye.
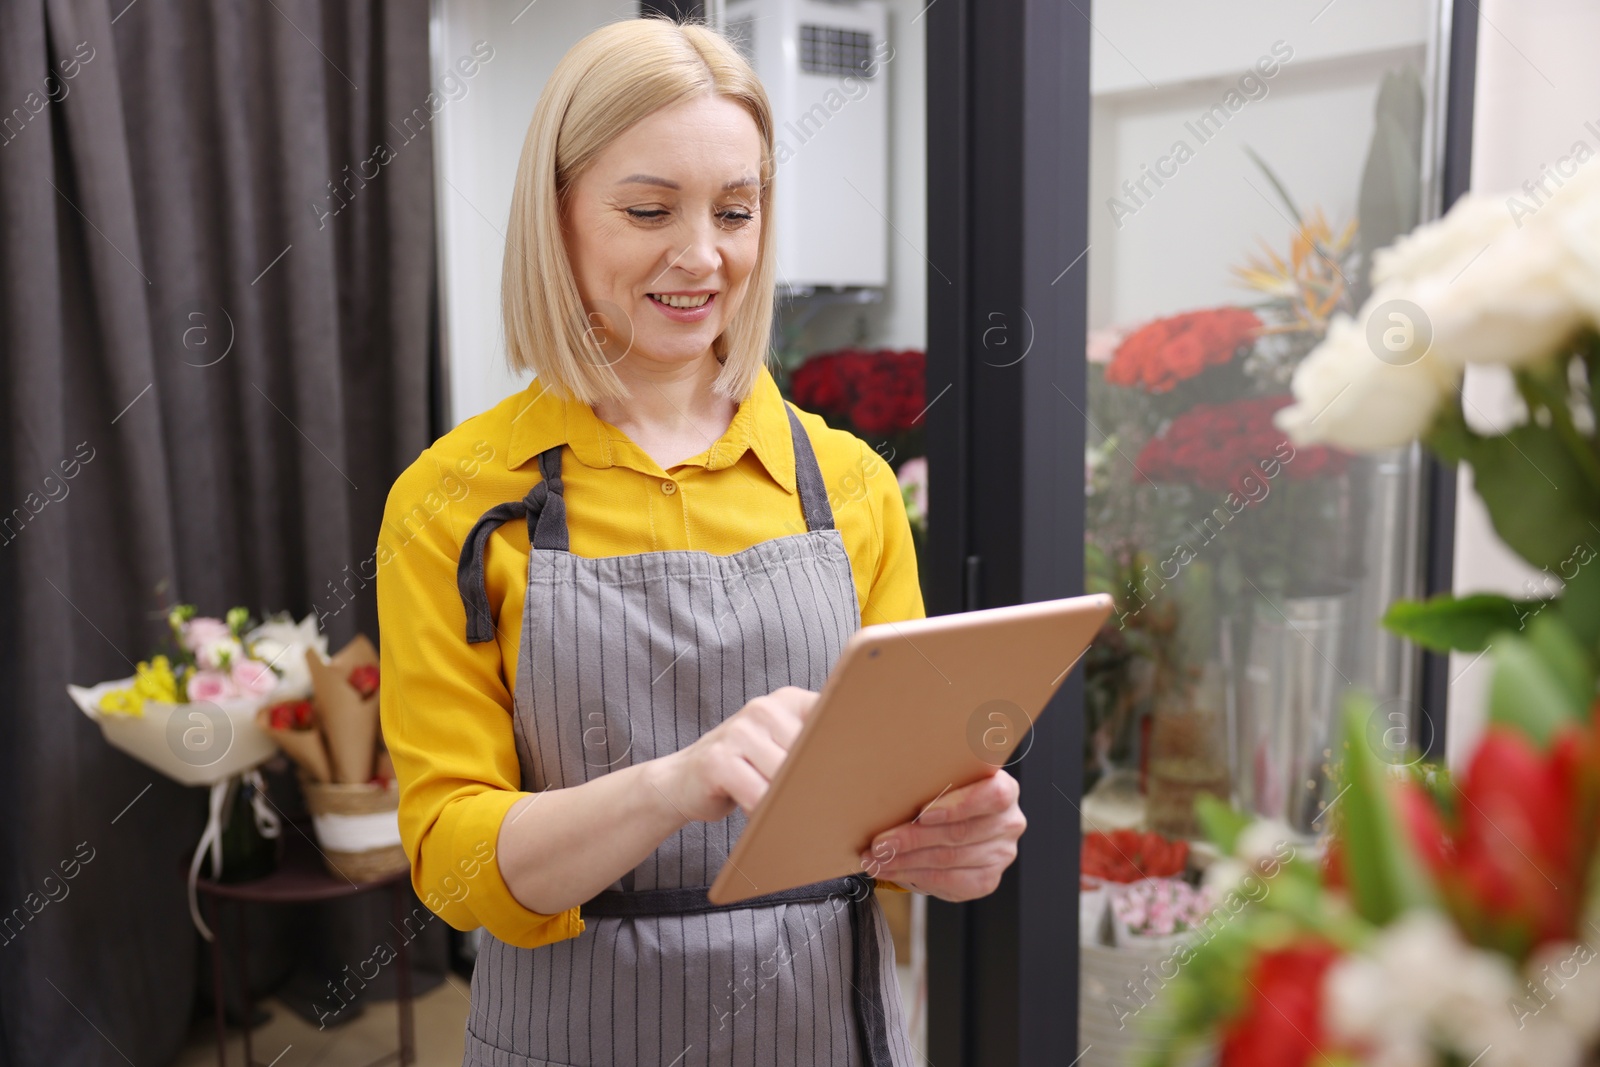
[623,207,756,227]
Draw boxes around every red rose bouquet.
[1134,395,1349,498]
[1082,829,1190,885]
[785,347,926,464]
[1105,307,1262,394]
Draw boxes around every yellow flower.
[97,656,183,717]
[97,687,145,717]
[133,655,182,704]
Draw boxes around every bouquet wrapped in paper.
[255,634,386,786]
[258,634,404,882]
[66,605,327,938]
[66,606,326,787]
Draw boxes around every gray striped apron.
[454,402,917,1067]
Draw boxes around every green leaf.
[1242,146,1305,225]
[1558,544,1600,655]
[1488,632,1588,745]
[1526,613,1597,716]
[1382,593,1552,652]
[1195,794,1253,855]
[1336,694,1438,925]
[1429,419,1600,573]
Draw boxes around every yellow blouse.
[376,364,926,950]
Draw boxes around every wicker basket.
[299,777,410,883]
[1078,941,1217,1067]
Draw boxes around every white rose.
[1407,214,1591,369]
[1324,954,1393,1042]
[1275,310,1462,451]
[245,613,327,699]
[1372,193,1516,289]
[196,637,245,672]
[1550,180,1600,324]
[1234,818,1296,869]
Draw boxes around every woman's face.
[561,93,764,372]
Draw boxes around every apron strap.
[528,446,569,552]
[785,402,836,533]
[581,874,896,1066]
[458,403,836,645]
[456,447,567,644]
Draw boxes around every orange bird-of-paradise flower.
[1230,206,1358,340]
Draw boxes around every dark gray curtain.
[0,0,441,1062]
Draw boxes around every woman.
[377,17,1026,1067]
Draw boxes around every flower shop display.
[1081,829,1192,945]
[262,634,408,883]
[1078,829,1219,1067]
[785,345,931,582]
[66,604,328,938]
[785,346,926,455]
[1111,877,1218,952]
[66,606,323,786]
[1138,164,1600,1066]
[1084,828,1192,885]
[1085,148,1425,840]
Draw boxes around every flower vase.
[199,777,280,883]
[1145,664,1230,840]
[1231,590,1351,838]
[1145,668,1228,844]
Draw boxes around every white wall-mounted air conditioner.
[724,0,891,292]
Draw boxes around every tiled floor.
[172,965,924,1066]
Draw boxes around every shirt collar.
[505,364,797,495]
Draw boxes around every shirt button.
[660,480,677,495]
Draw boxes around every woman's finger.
[871,835,1018,877]
[736,729,792,781]
[716,754,771,815]
[916,769,1020,825]
[864,802,1026,864]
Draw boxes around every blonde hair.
[501,15,778,406]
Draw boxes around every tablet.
[707,592,1115,904]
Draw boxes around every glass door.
[1076,3,1452,1061]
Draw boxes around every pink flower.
[897,457,928,522]
[182,617,233,654]
[230,659,279,698]
[187,669,238,703]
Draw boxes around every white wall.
[1086,14,1429,332]
[430,0,638,430]
[1445,0,1600,765]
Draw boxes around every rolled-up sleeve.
[377,449,585,949]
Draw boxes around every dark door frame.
[923,0,1092,1062]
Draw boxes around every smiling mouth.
[647,293,715,309]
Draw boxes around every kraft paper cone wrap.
[306,635,379,784]
[255,704,333,783]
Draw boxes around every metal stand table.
[194,822,415,1067]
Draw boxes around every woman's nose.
[662,214,721,280]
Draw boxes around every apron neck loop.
[528,446,569,552]
[786,402,836,532]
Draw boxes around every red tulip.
[1400,721,1600,962]
[1218,939,1346,1067]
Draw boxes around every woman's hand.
[858,769,1026,902]
[654,685,819,824]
